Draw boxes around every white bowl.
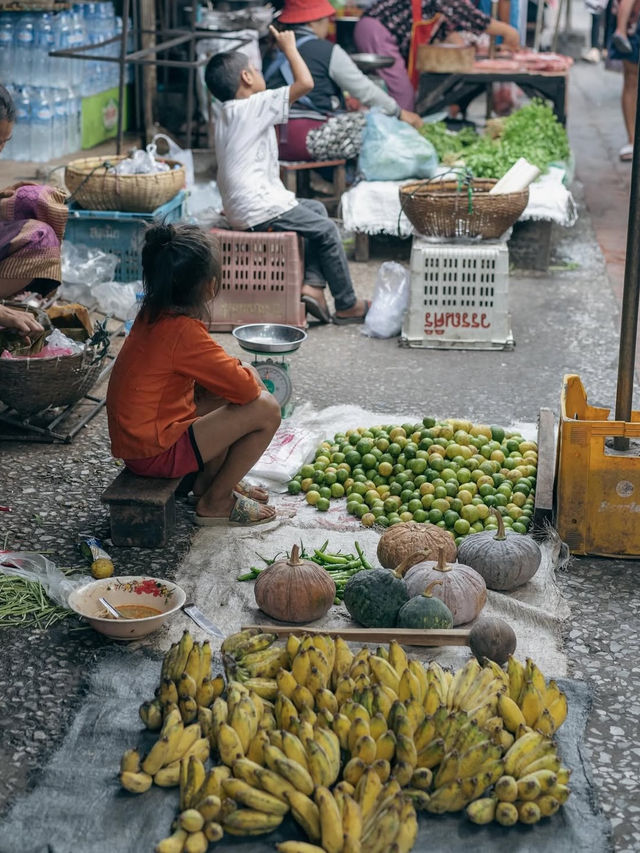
[68,576,186,640]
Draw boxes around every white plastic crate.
[401,237,514,350]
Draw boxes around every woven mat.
[0,651,610,853]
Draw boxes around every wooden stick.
[241,625,471,647]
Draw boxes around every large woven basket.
[0,345,110,416]
[399,178,529,240]
[65,155,186,213]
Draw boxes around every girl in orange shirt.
[106,224,281,526]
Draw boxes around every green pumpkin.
[396,580,454,629]
[343,568,409,628]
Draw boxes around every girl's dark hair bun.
[145,223,174,251]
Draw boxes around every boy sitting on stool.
[204,26,369,326]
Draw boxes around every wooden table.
[415,68,569,125]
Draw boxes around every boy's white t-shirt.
[214,87,298,230]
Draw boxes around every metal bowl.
[232,324,308,354]
[350,52,395,73]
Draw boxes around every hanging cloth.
[407,0,444,89]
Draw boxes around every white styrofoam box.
[401,237,514,350]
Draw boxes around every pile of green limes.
[287,417,538,546]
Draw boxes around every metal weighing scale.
[232,324,307,418]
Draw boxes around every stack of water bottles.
[0,2,134,162]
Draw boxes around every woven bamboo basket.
[399,178,529,240]
[64,156,186,213]
[0,345,109,416]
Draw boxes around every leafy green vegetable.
[419,100,570,179]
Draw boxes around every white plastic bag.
[152,133,195,188]
[92,280,139,321]
[0,552,90,608]
[358,111,438,181]
[361,262,410,338]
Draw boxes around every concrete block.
[102,469,181,548]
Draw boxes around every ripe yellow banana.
[520,768,558,792]
[217,722,245,766]
[179,696,198,724]
[333,637,355,683]
[284,790,322,842]
[494,774,518,802]
[395,733,418,769]
[315,687,339,716]
[355,767,383,821]
[434,750,459,788]
[184,644,202,685]
[139,699,163,731]
[154,828,188,853]
[120,770,153,793]
[495,801,518,826]
[537,794,561,817]
[153,760,181,787]
[161,642,179,682]
[397,667,421,703]
[371,758,391,783]
[391,760,414,787]
[222,777,289,816]
[410,767,433,790]
[305,738,334,787]
[343,756,367,786]
[375,729,397,762]
[232,757,263,788]
[120,748,141,774]
[503,730,546,776]
[220,627,260,655]
[547,693,568,730]
[195,794,222,822]
[484,658,510,690]
[292,684,315,713]
[313,726,341,781]
[533,708,556,737]
[404,699,425,735]
[517,800,542,824]
[196,765,231,801]
[272,754,315,796]
[286,633,301,660]
[369,655,401,694]
[498,693,527,733]
[519,681,545,727]
[222,808,284,835]
[507,655,525,703]
[353,733,377,765]
[173,631,195,680]
[416,738,445,770]
[233,632,278,659]
[525,658,547,694]
[159,678,179,707]
[342,793,363,843]
[466,797,497,825]
[184,829,207,853]
[347,717,371,754]
[203,821,224,842]
[179,808,205,832]
[247,730,270,764]
[332,712,351,751]
[183,755,206,810]
[517,775,542,801]
[394,799,419,853]
[426,780,468,814]
[276,843,326,853]
[315,786,344,853]
[255,766,297,802]
[291,649,312,686]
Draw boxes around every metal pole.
[614,62,640,449]
[116,0,130,154]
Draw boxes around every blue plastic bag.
[358,110,438,181]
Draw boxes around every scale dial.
[255,360,292,408]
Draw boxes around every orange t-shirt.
[106,312,261,460]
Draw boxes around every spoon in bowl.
[98,596,124,619]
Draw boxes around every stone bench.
[101,469,188,548]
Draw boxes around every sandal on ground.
[612,32,632,54]
[620,143,634,162]
[333,300,372,326]
[187,479,269,506]
[301,293,332,324]
[194,493,277,527]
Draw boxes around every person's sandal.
[187,479,269,506]
[194,493,277,527]
[612,32,633,54]
[333,300,372,326]
[620,143,634,162]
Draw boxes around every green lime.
[316,497,330,512]
[512,521,527,534]
[344,450,361,468]
[444,510,459,527]
[330,483,345,498]
[407,498,423,513]
[361,453,377,469]
[356,438,373,456]
[490,425,505,443]
[346,501,360,515]
[434,485,448,499]
[456,468,471,484]
[461,505,479,523]
[287,480,302,495]
[428,508,443,523]
[323,471,337,486]
[409,457,427,475]
[432,498,451,513]
[319,486,332,500]
[306,490,320,506]
[388,443,402,458]
[454,518,471,535]
[421,494,434,508]
[300,464,315,479]
[336,469,349,484]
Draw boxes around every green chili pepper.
[354,542,373,570]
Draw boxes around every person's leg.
[255,201,368,319]
[191,391,281,520]
[613,0,634,52]
[191,386,269,503]
[0,278,31,298]
[354,17,416,111]
[622,59,638,148]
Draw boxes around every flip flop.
[612,32,633,54]
[301,293,332,324]
[187,479,269,506]
[620,143,634,162]
[333,300,372,326]
[194,492,277,527]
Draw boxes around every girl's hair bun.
[145,223,174,251]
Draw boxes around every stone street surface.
[1,27,640,853]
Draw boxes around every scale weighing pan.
[232,324,307,355]
[350,53,395,73]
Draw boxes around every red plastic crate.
[208,229,306,331]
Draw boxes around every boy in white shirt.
[205,27,370,325]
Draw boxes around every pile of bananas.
[139,632,225,730]
[120,629,570,851]
[119,707,210,794]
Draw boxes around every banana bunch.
[222,628,289,690]
[502,656,568,736]
[466,728,571,826]
[139,631,225,730]
[119,707,210,794]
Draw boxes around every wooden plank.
[534,406,556,531]
[242,625,471,647]
[354,232,370,262]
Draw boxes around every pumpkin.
[377,521,457,571]
[254,544,336,623]
[457,508,542,591]
[396,580,454,630]
[401,547,487,626]
[468,617,517,665]
[343,567,409,628]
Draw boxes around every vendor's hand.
[0,305,43,342]
[400,109,423,129]
[269,26,298,56]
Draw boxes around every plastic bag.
[108,144,170,176]
[0,552,89,608]
[152,133,195,188]
[361,262,410,338]
[358,110,438,181]
[92,280,139,321]
[61,241,119,286]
